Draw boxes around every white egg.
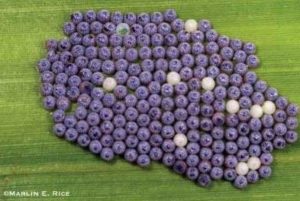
[226,100,240,114]
[184,19,198,33]
[236,162,249,176]
[173,133,188,147]
[262,101,276,115]
[103,77,117,91]
[201,77,215,91]
[250,104,263,118]
[167,71,181,85]
[247,157,261,170]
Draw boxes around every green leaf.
[0,0,299,201]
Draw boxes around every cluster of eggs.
[37,9,298,188]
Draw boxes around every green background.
[0,0,300,200]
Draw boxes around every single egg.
[116,23,130,36]
[262,101,276,115]
[226,100,240,114]
[247,156,261,170]
[173,133,188,147]
[103,77,117,91]
[202,77,215,91]
[236,162,249,176]
[250,104,263,118]
[185,19,198,33]
[167,71,181,85]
